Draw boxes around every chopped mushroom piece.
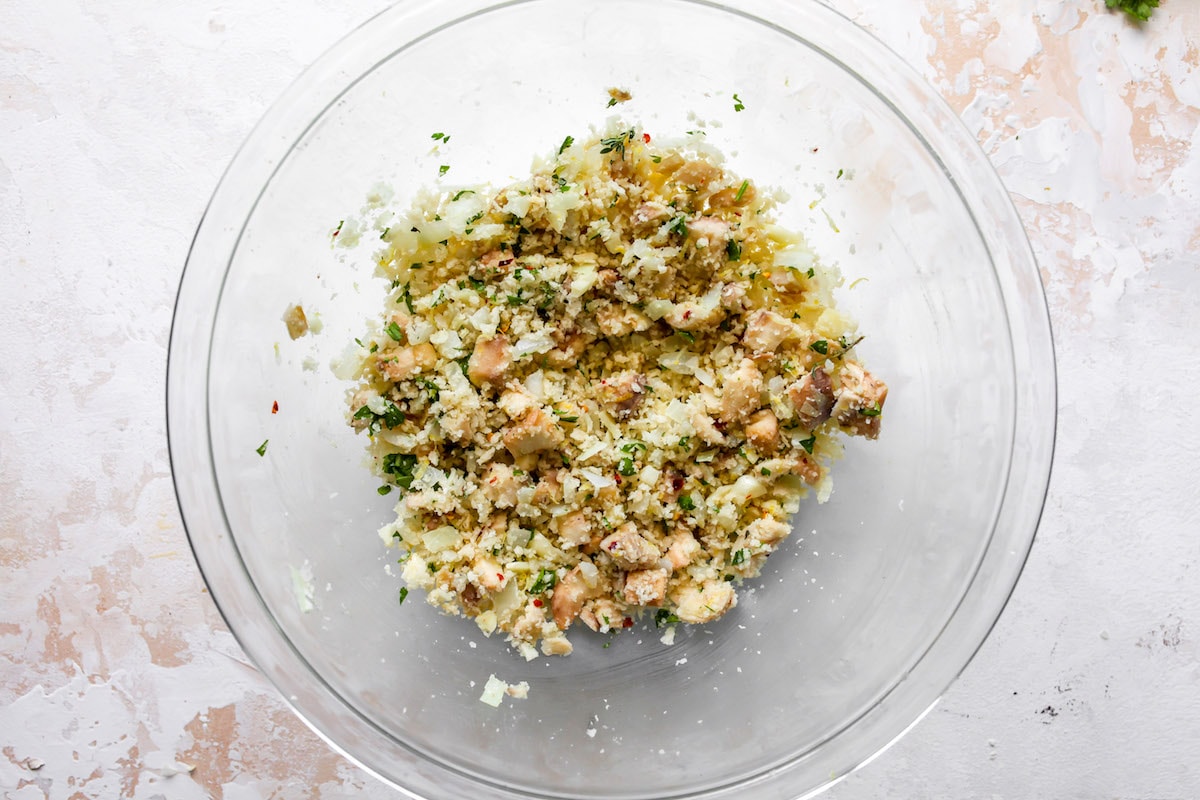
[718,359,764,423]
[481,463,521,508]
[673,159,722,189]
[665,528,701,570]
[685,216,731,245]
[480,249,516,272]
[378,342,438,382]
[664,297,726,331]
[599,523,662,570]
[787,367,835,430]
[557,510,593,548]
[745,408,780,452]
[623,568,669,606]
[832,361,888,439]
[503,407,564,457]
[742,310,799,353]
[468,335,512,387]
[595,304,653,337]
[596,371,647,419]
[551,563,603,630]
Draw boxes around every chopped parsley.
[860,405,882,417]
[836,168,844,179]
[677,330,696,344]
[430,131,448,142]
[734,179,749,203]
[398,587,408,605]
[620,442,647,454]
[810,339,829,355]
[415,377,440,403]
[558,135,574,155]
[732,92,745,112]
[451,189,474,201]
[552,408,579,423]
[806,267,815,278]
[667,215,689,238]
[438,164,450,176]
[678,436,690,448]
[799,435,817,454]
[726,238,742,261]
[731,548,748,566]
[529,568,557,594]
[380,227,390,239]
[381,453,419,490]
[678,494,696,511]
[617,457,637,477]
[377,485,393,496]
[384,321,404,342]
[1105,0,1157,20]
[402,283,415,313]
[332,219,344,238]
[654,609,681,627]
[255,439,268,457]
[761,467,771,476]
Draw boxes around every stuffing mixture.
[346,124,887,659]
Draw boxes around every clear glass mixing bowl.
[167,1,1056,797]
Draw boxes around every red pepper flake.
[622,617,634,628]
[643,133,651,143]
[271,400,279,414]
[533,598,544,608]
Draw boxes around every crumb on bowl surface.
[346,123,887,658]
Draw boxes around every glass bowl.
[167,1,1056,798]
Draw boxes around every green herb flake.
[255,439,268,457]
[667,215,689,238]
[733,92,745,112]
[732,548,748,566]
[678,494,697,511]
[799,435,817,454]
[620,442,647,454]
[617,457,637,477]
[1105,0,1158,21]
[678,436,690,448]
[431,132,446,141]
[558,135,574,155]
[382,453,419,490]
[377,485,393,496]
[654,609,681,628]
[761,467,771,476]
[806,267,815,278]
[677,330,696,344]
[836,168,844,179]
[810,339,829,355]
[402,283,415,314]
[650,154,662,163]
[384,321,404,342]
[332,219,344,238]
[451,189,475,201]
[734,180,749,203]
[860,405,882,417]
[726,238,742,261]
[438,164,450,176]
[380,227,390,240]
[599,129,635,159]
[398,586,408,605]
[529,568,558,594]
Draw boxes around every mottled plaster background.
[1,1,1197,798]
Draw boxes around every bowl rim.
[167,1,1058,797]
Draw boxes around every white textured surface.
[2,1,1198,798]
